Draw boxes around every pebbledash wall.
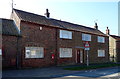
[2,9,109,68]
[116,40,120,62]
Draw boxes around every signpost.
[85,41,90,66]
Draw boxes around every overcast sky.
[0,0,119,35]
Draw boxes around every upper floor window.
[98,36,105,43]
[59,48,72,58]
[60,30,72,39]
[25,47,44,58]
[82,33,91,41]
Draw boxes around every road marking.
[101,73,120,78]
[65,75,80,77]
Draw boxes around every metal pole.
[87,50,89,66]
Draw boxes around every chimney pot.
[94,22,98,30]
[106,27,110,35]
[45,9,50,18]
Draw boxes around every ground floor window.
[98,50,105,57]
[59,48,72,58]
[25,47,44,58]
[0,49,2,55]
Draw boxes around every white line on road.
[101,73,120,78]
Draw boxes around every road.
[1,66,120,79]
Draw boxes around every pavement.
[1,66,120,79]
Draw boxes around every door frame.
[76,49,84,63]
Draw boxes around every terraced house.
[2,9,109,68]
[106,27,120,62]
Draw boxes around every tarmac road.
[2,66,120,79]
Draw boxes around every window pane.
[60,48,72,58]
[60,30,72,39]
[82,33,91,41]
[82,34,85,40]
[0,49,2,55]
[31,50,36,55]
[26,49,30,58]
[60,30,63,38]
[98,36,105,43]
[25,47,44,58]
[98,50,105,57]
[68,32,72,39]
[39,47,44,58]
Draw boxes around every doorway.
[76,49,84,63]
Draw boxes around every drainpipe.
[16,36,19,69]
[55,28,58,66]
[16,36,21,69]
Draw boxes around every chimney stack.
[45,9,50,18]
[106,27,110,35]
[94,22,98,30]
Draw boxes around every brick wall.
[2,20,109,68]
[2,35,18,68]
[88,35,109,63]
[56,29,75,65]
[57,29,109,65]
[20,21,57,67]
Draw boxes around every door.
[77,49,83,63]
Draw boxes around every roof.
[51,19,105,35]
[110,35,120,40]
[1,18,20,36]
[13,9,107,36]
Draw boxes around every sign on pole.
[84,41,90,66]
[85,41,90,50]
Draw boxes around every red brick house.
[2,9,109,68]
[1,18,20,68]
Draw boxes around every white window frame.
[98,36,105,43]
[25,47,44,58]
[82,33,91,41]
[60,30,72,39]
[59,48,72,58]
[0,49,2,55]
[98,50,105,57]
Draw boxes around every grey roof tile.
[1,18,20,36]
[13,9,107,36]
[110,35,120,40]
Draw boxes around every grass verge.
[64,63,120,71]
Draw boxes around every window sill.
[98,57,105,58]
[59,57,72,58]
[82,40,91,42]
[60,38,72,40]
[25,58,44,59]
[98,42,105,43]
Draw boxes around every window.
[98,36,105,43]
[60,48,72,58]
[25,47,44,58]
[0,49,1,55]
[82,33,91,41]
[98,50,105,57]
[60,30,72,39]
